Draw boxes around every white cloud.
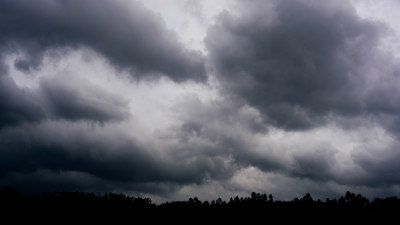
[137,0,235,53]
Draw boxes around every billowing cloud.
[1,0,400,202]
[206,0,400,130]
[0,0,206,82]
[0,49,234,196]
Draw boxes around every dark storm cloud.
[0,0,219,194]
[0,169,181,196]
[289,148,338,182]
[0,121,234,194]
[2,0,400,199]
[202,0,400,191]
[351,142,400,187]
[1,170,109,194]
[0,0,205,82]
[206,0,398,130]
[0,71,129,127]
[40,76,129,122]
[0,125,157,182]
[0,74,45,127]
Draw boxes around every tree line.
[1,186,399,221]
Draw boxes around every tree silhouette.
[1,186,400,222]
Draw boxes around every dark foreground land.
[1,186,399,222]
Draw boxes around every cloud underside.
[0,0,206,82]
[1,0,400,200]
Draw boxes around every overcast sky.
[1,0,400,203]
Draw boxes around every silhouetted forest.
[1,186,399,222]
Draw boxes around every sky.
[1,0,400,203]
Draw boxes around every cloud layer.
[1,0,400,201]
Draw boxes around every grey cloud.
[352,142,400,187]
[290,148,338,182]
[172,96,339,181]
[206,0,397,130]
[0,53,9,76]
[40,75,129,122]
[0,0,206,82]
[2,0,400,200]
[172,95,400,189]
[0,75,45,128]
[0,170,109,195]
[174,96,268,137]
[184,0,205,23]
[235,142,341,184]
[0,121,235,194]
[0,123,155,182]
[0,71,129,127]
